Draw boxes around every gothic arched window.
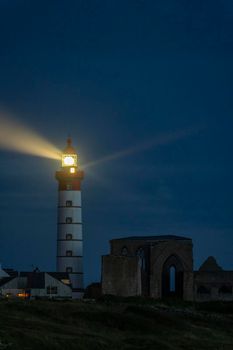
[136,248,146,270]
[169,266,176,292]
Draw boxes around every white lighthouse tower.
[56,138,84,298]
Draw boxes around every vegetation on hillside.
[0,297,233,349]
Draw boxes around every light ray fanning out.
[83,126,202,169]
[0,113,61,160]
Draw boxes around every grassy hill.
[0,297,233,349]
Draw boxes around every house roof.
[47,272,70,280]
[111,235,191,242]
[0,277,15,287]
[20,272,45,288]
[2,269,18,278]
[0,269,9,278]
[0,271,72,290]
[47,272,71,286]
[19,271,71,288]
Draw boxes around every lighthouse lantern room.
[55,138,84,298]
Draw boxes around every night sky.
[0,0,232,286]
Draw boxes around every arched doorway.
[162,255,184,298]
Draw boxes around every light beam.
[83,126,203,169]
[0,112,61,160]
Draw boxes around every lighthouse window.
[66,234,73,240]
[66,267,73,273]
[66,217,72,224]
[66,200,72,207]
[66,250,73,257]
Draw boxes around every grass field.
[0,297,233,349]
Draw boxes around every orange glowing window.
[17,292,30,298]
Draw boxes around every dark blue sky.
[0,0,232,285]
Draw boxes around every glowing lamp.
[62,154,77,167]
[61,137,78,168]
[70,167,75,173]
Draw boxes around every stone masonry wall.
[150,240,194,300]
[101,255,141,297]
[194,271,233,301]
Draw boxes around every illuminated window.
[70,167,75,174]
[66,217,72,224]
[46,286,58,294]
[17,292,30,299]
[62,154,77,167]
[66,250,72,257]
[66,267,73,273]
[66,200,72,207]
[66,234,73,240]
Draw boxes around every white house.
[0,268,72,299]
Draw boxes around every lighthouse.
[55,138,84,298]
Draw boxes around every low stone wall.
[194,271,233,301]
